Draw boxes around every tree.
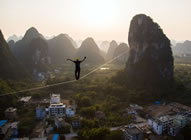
[104,130,123,140]
[77,127,110,140]
[80,118,99,129]
[80,106,96,118]
[80,96,91,107]
[18,117,36,137]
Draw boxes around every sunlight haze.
[1,0,191,42]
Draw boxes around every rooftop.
[51,94,60,98]
[5,107,17,112]
[20,96,31,102]
[0,120,7,127]
[159,115,172,122]
[126,126,142,135]
[53,134,59,140]
[50,103,66,108]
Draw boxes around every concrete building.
[149,115,175,135]
[126,108,137,115]
[49,94,66,117]
[72,119,80,129]
[0,120,8,135]
[36,106,46,119]
[3,122,19,140]
[55,117,65,128]
[5,107,17,120]
[20,96,31,103]
[148,119,163,135]
[66,106,75,117]
[158,116,173,131]
[168,123,181,136]
[50,94,61,104]
[49,103,66,117]
[122,126,143,140]
[167,114,187,136]
[173,114,187,128]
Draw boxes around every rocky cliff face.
[172,40,191,55]
[27,37,49,73]
[76,37,104,64]
[113,43,129,64]
[48,34,76,65]
[0,30,28,80]
[126,14,174,87]
[11,27,44,65]
[107,40,118,59]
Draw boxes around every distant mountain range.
[112,43,129,64]
[75,37,105,64]
[107,40,118,60]
[5,27,123,80]
[48,34,77,65]
[3,26,133,81]
[7,34,22,42]
[172,40,191,56]
[10,27,46,74]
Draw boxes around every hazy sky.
[1,0,191,42]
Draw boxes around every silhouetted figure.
[67,57,86,80]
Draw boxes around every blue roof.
[11,138,17,140]
[155,101,160,104]
[0,120,7,127]
[12,130,18,136]
[53,134,59,140]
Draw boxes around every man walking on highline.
[67,57,86,80]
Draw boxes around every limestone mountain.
[126,14,174,87]
[11,27,44,65]
[0,30,28,80]
[26,37,50,73]
[172,40,191,56]
[7,34,22,42]
[100,41,110,52]
[8,40,15,49]
[107,40,118,59]
[100,50,107,59]
[48,34,76,65]
[113,43,129,64]
[64,34,78,48]
[76,37,104,64]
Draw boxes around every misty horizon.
[1,0,191,43]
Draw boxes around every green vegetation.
[77,127,110,140]
[18,106,38,137]
[1,56,191,139]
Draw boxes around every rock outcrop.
[172,40,191,56]
[126,14,174,87]
[107,40,118,59]
[11,27,44,66]
[7,34,22,42]
[76,37,104,64]
[113,43,129,64]
[0,30,28,80]
[48,34,76,65]
[100,41,110,52]
[27,37,50,73]
[8,40,15,49]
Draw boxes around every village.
[1,93,191,140]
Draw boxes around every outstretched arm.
[81,56,86,62]
[67,59,74,62]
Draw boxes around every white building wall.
[148,119,163,135]
[153,121,163,135]
[66,108,75,117]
